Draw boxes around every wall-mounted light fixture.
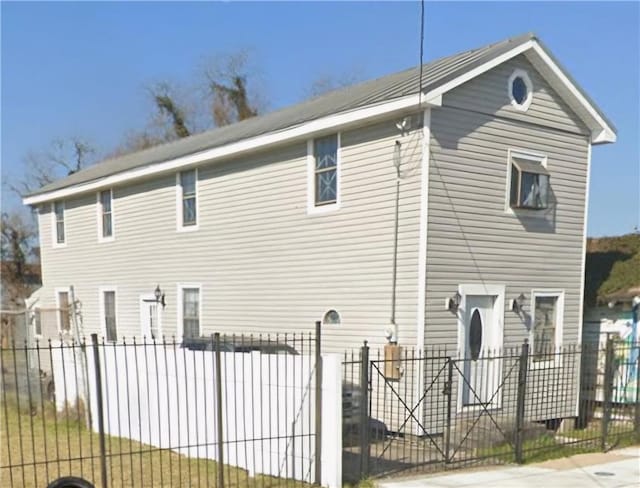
[511,293,526,315]
[154,285,166,309]
[446,291,461,314]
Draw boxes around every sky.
[1,1,638,237]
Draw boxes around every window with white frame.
[53,201,65,244]
[509,152,550,210]
[179,169,198,227]
[102,290,117,342]
[181,287,200,339]
[57,291,71,332]
[508,69,533,111]
[98,190,113,239]
[33,308,42,338]
[531,291,564,363]
[312,134,339,207]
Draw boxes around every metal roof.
[27,32,611,199]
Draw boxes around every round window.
[322,309,341,326]
[469,309,483,361]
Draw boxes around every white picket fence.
[51,342,342,487]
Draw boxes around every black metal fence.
[1,328,322,488]
[343,338,640,481]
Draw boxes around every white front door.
[140,295,161,340]
[461,294,501,407]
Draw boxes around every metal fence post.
[443,358,453,464]
[601,336,615,451]
[359,340,370,479]
[91,333,108,488]
[314,320,322,485]
[515,339,529,464]
[214,332,225,487]
[634,344,640,440]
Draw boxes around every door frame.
[139,293,162,340]
[456,283,505,412]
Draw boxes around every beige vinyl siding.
[443,54,588,136]
[425,51,590,355]
[35,115,424,353]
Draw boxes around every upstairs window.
[509,153,550,210]
[98,190,113,239]
[310,134,340,211]
[53,201,65,245]
[179,169,198,228]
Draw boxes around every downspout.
[388,140,402,344]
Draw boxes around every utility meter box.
[384,344,403,380]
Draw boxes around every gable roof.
[23,33,616,205]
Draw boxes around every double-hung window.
[179,169,198,228]
[181,286,200,339]
[101,289,118,342]
[309,134,340,212]
[53,201,65,245]
[531,291,564,366]
[98,190,113,239]
[508,152,550,210]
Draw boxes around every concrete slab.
[377,450,640,488]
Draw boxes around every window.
[531,291,564,364]
[508,69,533,111]
[98,190,113,239]
[57,291,71,332]
[33,309,42,337]
[179,169,198,228]
[309,134,340,212]
[181,287,200,339]
[322,309,341,326]
[102,290,117,342]
[508,152,550,210]
[53,201,65,245]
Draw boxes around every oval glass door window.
[469,309,483,360]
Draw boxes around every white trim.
[54,287,71,333]
[22,38,615,207]
[139,293,163,340]
[24,94,436,206]
[504,148,549,215]
[456,284,505,412]
[307,133,341,215]
[51,201,67,248]
[529,289,565,369]
[528,43,616,143]
[414,108,431,435]
[98,286,118,342]
[96,189,115,243]
[176,283,202,341]
[176,168,199,232]
[507,68,533,112]
[576,141,591,415]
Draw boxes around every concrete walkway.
[377,447,640,488]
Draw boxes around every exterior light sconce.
[446,292,461,314]
[154,285,166,309]
[511,293,526,315]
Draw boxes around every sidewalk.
[377,447,640,488]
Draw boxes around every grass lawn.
[1,400,311,488]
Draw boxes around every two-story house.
[24,33,615,406]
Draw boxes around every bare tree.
[9,137,96,197]
[0,211,38,306]
[148,82,192,139]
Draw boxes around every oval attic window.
[508,70,532,111]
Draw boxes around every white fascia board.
[23,93,439,206]
[529,43,616,144]
[423,39,615,145]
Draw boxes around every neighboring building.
[23,34,615,416]
[0,261,41,345]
